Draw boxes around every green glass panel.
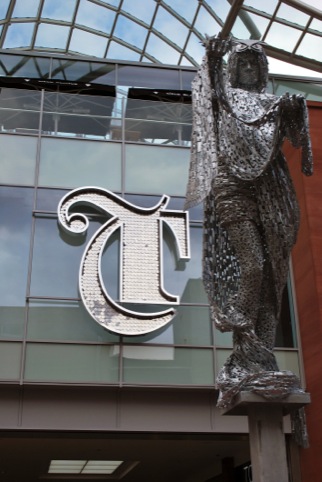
[125,144,189,196]
[275,350,300,378]
[24,343,119,382]
[214,331,233,348]
[30,216,118,299]
[0,342,22,379]
[123,305,212,346]
[0,134,37,185]
[123,347,214,385]
[27,300,119,343]
[172,305,212,345]
[0,187,33,337]
[39,138,121,190]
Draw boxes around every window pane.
[42,91,116,138]
[24,343,119,382]
[38,138,121,190]
[0,88,41,133]
[164,225,207,303]
[118,66,180,89]
[125,145,189,195]
[0,54,50,78]
[123,347,214,385]
[275,350,300,377]
[27,300,119,343]
[0,134,37,185]
[0,187,33,337]
[0,342,22,379]
[31,216,102,298]
[51,59,116,84]
[123,305,212,346]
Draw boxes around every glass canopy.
[0,0,321,73]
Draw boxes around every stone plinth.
[221,392,310,482]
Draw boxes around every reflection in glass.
[0,342,22,379]
[30,216,103,298]
[123,347,214,385]
[0,87,41,133]
[118,66,180,89]
[125,144,189,195]
[24,343,119,382]
[123,305,211,346]
[0,187,33,336]
[39,138,121,190]
[0,134,37,185]
[51,59,116,84]
[163,225,207,303]
[27,300,119,343]
[0,54,50,78]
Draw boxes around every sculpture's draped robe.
[185,56,308,325]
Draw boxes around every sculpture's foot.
[216,370,303,409]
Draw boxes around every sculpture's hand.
[204,34,231,58]
[281,92,304,114]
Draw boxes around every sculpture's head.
[227,41,268,93]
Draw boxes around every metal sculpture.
[185,36,313,408]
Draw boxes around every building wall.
[286,101,322,482]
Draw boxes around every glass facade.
[0,52,303,386]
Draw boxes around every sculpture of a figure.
[185,36,313,408]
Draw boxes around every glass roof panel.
[183,32,206,66]
[69,28,108,57]
[12,0,40,18]
[296,33,322,62]
[194,5,221,37]
[0,0,321,75]
[231,15,253,39]
[244,12,271,37]
[153,6,189,49]
[121,0,155,25]
[113,15,147,51]
[75,0,116,34]
[35,24,70,50]
[276,4,310,27]
[41,0,77,22]
[146,33,180,64]
[2,22,35,49]
[0,0,10,19]
[162,0,197,24]
[107,41,141,62]
[265,22,303,53]
[243,0,279,15]
[310,18,322,31]
[205,0,231,24]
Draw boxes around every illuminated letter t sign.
[58,187,190,335]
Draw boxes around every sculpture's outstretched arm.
[280,93,313,176]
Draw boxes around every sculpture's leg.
[256,264,277,350]
[224,220,264,327]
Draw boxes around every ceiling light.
[48,460,123,475]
